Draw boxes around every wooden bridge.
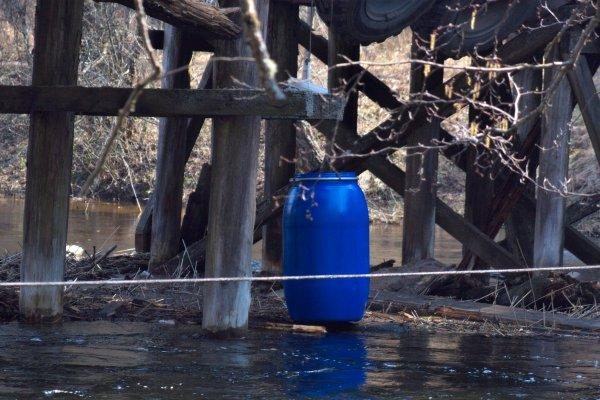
[1,0,599,334]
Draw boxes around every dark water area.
[0,321,598,399]
[0,197,463,265]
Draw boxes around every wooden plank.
[505,68,543,266]
[149,25,193,270]
[94,0,241,39]
[370,291,600,331]
[148,29,214,52]
[534,43,573,269]
[262,1,299,274]
[0,86,343,119]
[565,52,600,167]
[402,36,443,264]
[202,0,268,335]
[20,0,84,322]
[566,195,600,224]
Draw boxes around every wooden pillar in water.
[462,111,495,268]
[506,67,542,266]
[202,0,267,334]
[533,43,573,269]
[149,25,193,270]
[20,0,84,322]
[261,1,299,274]
[402,36,442,264]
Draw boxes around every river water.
[1,202,599,398]
[0,321,598,399]
[0,197,462,265]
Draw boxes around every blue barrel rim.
[291,171,357,182]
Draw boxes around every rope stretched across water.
[2,265,600,287]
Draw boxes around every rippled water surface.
[0,322,598,399]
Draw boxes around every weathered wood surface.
[0,86,343,119]
[505,68,543,266]
[370,291,600,331]
[262,1,299,274]
[149,25,193,269]
[148,29,214,52]
[463,106,495,268]
[20,0,84,322]
[181,163,212,249]
[533,43,573,269]
[202,0,268,334]
[94,0,241,39]
[402,37,442,264]
[565,52,600,167]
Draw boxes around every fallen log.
[94,0,241,39]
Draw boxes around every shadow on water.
[0,322,597,399]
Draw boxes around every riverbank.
[0,252,598,337]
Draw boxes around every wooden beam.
[149,25,193,269]
[402,36,442,264]
[202,0,268,335]
[262,1,299,274]
[565,52,600,167]
[20,0,84,322]
[148,29,214,52]
[534,43,573,269]
[0,86,342,119]
[94,0,241,39]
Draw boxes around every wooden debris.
[370,291,600,332]
[260,322,327,334]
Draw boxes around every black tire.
[412,0,540,58]
[316,0,436,45]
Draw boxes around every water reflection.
[281,333,367,397]
[0,322,597,398]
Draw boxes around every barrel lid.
[292,171,357,182]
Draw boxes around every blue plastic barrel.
[283,171,369,323]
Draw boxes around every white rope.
[2,265,600,287]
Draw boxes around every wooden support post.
[505,68,542,266]
[202,0,267,334]
[135,61,214,253]
[261,1,299,274]
[402,37,442,264]
[533,44,573,269]
[20,0,84,322]
[462,116,495,268]
[326,23,360,154]
[149,25,193,269]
